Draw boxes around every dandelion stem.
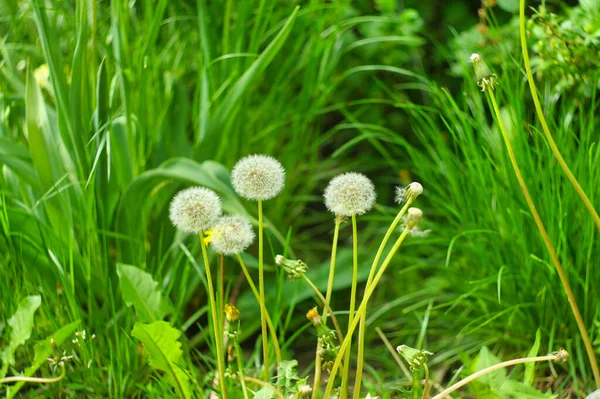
[0,366,66,385]
[353,201,412,398]
[199,235,228,399]
[341,215,359,398]
[313,216,341,399]
[422,364,430,399]
[301,274,344,343]
[518,0,600,233]
[219,254,225,357]
[234,340,250,399]
[257,199,270,380]
[323,227,411,398]
[487,89,600,388]
[431,353,560,399]
[236,254,282,364]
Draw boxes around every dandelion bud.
[324,172,376,217]
[210,215,255,255]
[298,385,312,396]
[224,304,240,322]
[395,181,423,204]
[404,207,423,230]
[169,187,222,233]
[396,344,433,372]
[306,307,321,325]
[276,255,308,279]
[470,53,498,92]
[231,154,285,201]
[552,348,569,363]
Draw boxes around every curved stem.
[301,274,344,343]
[340,215,359,398]
[0,366,66,384]
[421,365,430,399]
[353,201,413,398]
[518,0,600,232]
[323,228,411,398]
[313,217,341,399]
[431,354,557,399]
[488,90,600,387]
[257,199,270,380]
[236,254,282,364]
[199,236,228,399]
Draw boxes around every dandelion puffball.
[210,215,255,255]
[395,182,423,204]
[169,187,222,233]
[231,154,285,201]
[324,172,376,217]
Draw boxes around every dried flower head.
[169,187,222,233]
[395,181,423,204]
[210,215,255,255]
[231,154,285,201]
[275,255,308,279]
[470,53,498,92]
[298,385,312,396]
[403,207,423,230]
[553,348,569,363]
[224,304,240,322]
[396,344,433,372]
[306,307,321,325]
[324,172,376,217]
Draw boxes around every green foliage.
[131,321,190,399]
[117,263,171,323]
[470,347,555,399]
[0,296,41,376]
[5,321,79,399]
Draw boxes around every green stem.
[353,201,413,398]
[421,365,430,399]
[340,215,359,398]
[236,254,282,364]
[258,199,270,381]
[487,90,600,388]
[301,274,344,343]
[235,340,250,399]
[518,0,600,232]
[323,228,411,398]
[200,235,228,399]
[0,366,65,384]
[313,216,341,399]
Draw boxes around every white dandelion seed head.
[210,215,255,255]
[231,154,286,201]
[470,53,481,63]
[169,187,222,233]
[395,181,423,204]
[324,172,376,217]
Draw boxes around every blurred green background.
[1,0,599,397]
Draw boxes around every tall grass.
[1,0,599,396]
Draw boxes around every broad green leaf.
[276,359,300,392]
[498,380,555,398]
[131,321,190,399]
[524,329,541,385]
[4,296,42,366]
[580,0,600,13]
[475,346,506,391]
[254,387,275,399]
[117,263,170,323]
[6,321,79,399]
